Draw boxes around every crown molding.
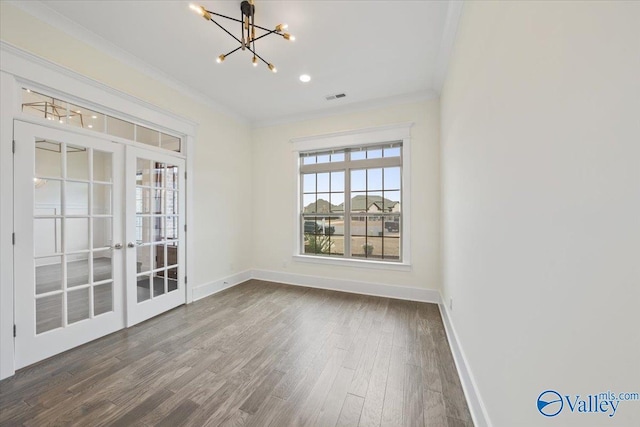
[252,89,438,129]
[5,0,249,126]
[432,0,465,93]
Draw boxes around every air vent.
[325,93,347,101]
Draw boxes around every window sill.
[292,254,412,271]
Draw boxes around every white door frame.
[0,43,197,380]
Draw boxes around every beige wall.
[441,2,640,426]
[0,3,253,288]
[251,99,441,290]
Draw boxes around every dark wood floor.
[0,280,473,427]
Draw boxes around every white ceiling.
[13,0,461,126]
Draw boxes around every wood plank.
[337,393,365,427]
[0,280,472,427]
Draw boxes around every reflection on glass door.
[126,148,185,326]
[14,121,124,369]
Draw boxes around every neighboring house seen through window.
[300,143,403,261]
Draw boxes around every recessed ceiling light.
[88,125,93,129]
[91,115,97,119]
[299,74,311,83]
[75,110,81,114]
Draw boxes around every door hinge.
[184,171,187,180]
[12,140,16,154]
[184,224,187,232]
[184,276,187,284]
[13,325,16,337]
[12,233,15,245]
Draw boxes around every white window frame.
[291,123,413,270]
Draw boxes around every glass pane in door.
[32,140,116,334]
[134,158,181,303]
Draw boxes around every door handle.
[112,243,123,250]
[127,242,136,248]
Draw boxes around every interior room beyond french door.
[13,120,125,369]
[125,146,186,327]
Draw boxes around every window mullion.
[344,164,351,258]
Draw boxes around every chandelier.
[189,1,295,73]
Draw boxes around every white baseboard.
[191,269,252,301]
[439,303,492,427]
[251,269,442,304]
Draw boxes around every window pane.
[351,192,367,212]
[68,104,104,132]
[93,184,112,215]
[67,257,90,288]
[36,256,62,294]
[331,153,345,162]
[166,165,179,190]
[384,167,401,190]
[35,140,62,178]
[137,244,152,273]
[35,180,61,215]
[137,274,151,302]
[36,294,63,334]
[93,217,112,249]
[367,149,383,159]
[168,268,178,292]
[94,282,113,315]
[317,173,329,192]
[383,215,401,234]
[303,194,317,213]
[34,218,62,256]
[316,193,331,213]
[382,236,401,260]
[303,174,316,193]
[93,250,112,283]
[383,147,401,157]
[161,134,181,152]
[383,191,401,211]
[136,158,153,186]
[107,116,134,140]
[303,156,316,165]
[136,125,160,147]
[351,150,366,161]
[152,271,166,297]
[93,150,112,182]
[66,218,89,252]
[67,287,90,325]
[166,191,178,215]
[368,168,383,191]
[316,154,330,164]
[330,193,344,212]
[351,169,366,191]
[66,182,89,215]
[330,171,344,192]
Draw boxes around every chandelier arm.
[205,9,275,33]
[244,45,270,66]
[208,17,244,45]
[249,29,280,44]
[222,46,243,58]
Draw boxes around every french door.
[125,147,185,326]
[14,121,125,368]
[14,121,187,369]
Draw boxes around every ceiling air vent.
[325,93,347,101]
